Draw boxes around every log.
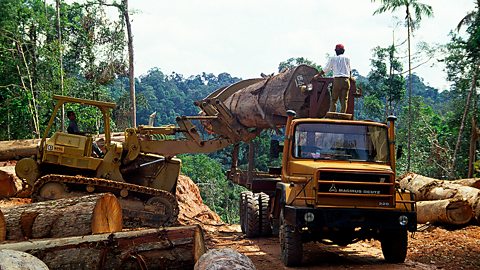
[0,249,49,270]
[0,209,5,242]
[223,65,319,129]
[400,173,480,222]
[0,225,206,270]
[1,193,122,241]
[0,139,40,161]
[194,248,256,270]
[416,199,473,225]
[450,178,480,189]
[0,133,124,161]
[0,165,31,198]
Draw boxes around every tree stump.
[417,199,473,225]
[194,248,256,270]
[1,193,122,241]
[0,225,206,270]
[0,249,49,270]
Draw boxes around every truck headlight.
[304,212,314,222]
[399,215,408,226]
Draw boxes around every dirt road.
[207,224,480,270]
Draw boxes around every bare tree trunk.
[407,7,412,172]
[56,0,65,132]
[451,68,477,177]
[122,0,136,127]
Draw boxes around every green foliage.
[179,154,246,223]
[278,57,321,73]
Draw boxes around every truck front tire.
[239,191,252,233]
[280,210,302,266]
[245,192,260,237]
[381,228,408,263]
[258,192,272,236]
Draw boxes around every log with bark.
[416,199,473,225]
[0,139,41,161]
[0,165,31,198]
[450,178,480,189]
[0,209,5,242]
[399,173,480,222]
[194,248,256,270]
[222,65,319,129]
[0,225,206,270]
[0,249,49,270]
[0,193,122,241]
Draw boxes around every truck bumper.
[283,205,417,232]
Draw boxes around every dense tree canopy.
[1,0,480,221]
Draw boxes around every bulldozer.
[14,95,234,227]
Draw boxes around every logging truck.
[210,65,417,266]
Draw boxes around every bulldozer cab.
[38,95,116,171]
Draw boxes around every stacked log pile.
[399,173,480,225]
[0,174,217,269]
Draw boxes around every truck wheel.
[258,192,272,236]
[381,228,408,263]
[239,191,252,233]
[280,210,302,266]
[245,192,260,238]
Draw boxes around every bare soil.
[1,166,479,270]
[204,224,480,269]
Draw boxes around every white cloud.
[130,0,475,90]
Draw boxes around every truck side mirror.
[396,145,403,160]
[270,139,283,159]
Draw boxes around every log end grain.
[0,249,49,270]
[0,170,17,197]
[91,193,123,234]
[446,200,473,225]
[194,248,256,270]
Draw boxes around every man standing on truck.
[318,44,351,113]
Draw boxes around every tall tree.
[450,0,480,177]
[371,0,433,171]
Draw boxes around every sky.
[128,0,476,91]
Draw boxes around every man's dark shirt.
[67,120,80,134]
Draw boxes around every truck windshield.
[293,122,390,163]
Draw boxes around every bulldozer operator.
[67,110,104,157]
[317,44,352,113]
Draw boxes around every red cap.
[335,44,345,50]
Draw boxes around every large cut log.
[0,139,41,161]
[450,178,480,189]
[223,65,319,129]
[195,248,256,270]
[0,225,206,270]
[416,199,473,225]
[0,249,49,270]
[399,173,480,222]
[1,193,122,241]
[0,209,5,242]
[0,165,31,198]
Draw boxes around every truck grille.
[316,170,395,208]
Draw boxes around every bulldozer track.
[32,174,179,226]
